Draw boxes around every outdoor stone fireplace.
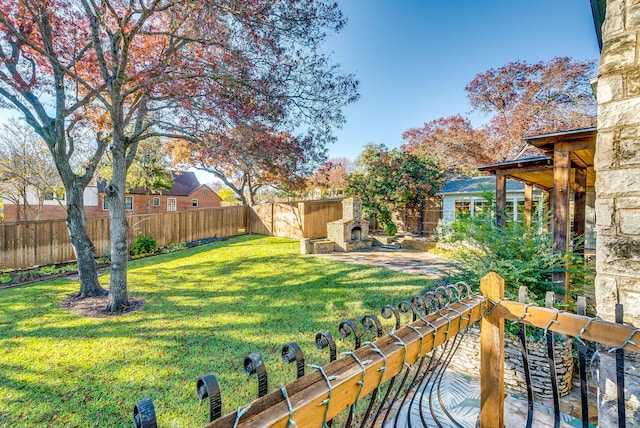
[326,198,372,252]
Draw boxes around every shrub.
[39,265,60,275]
[383,221,397,237]
[0,273,12,284]
[130,234,158,257]
[377,210,397,237]
[445,211,593,305]
[14,269,43,283]
[161,242,187,254]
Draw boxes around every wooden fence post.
[480,272,505,428]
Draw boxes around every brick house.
[97,171,221,216]
[1,171,220,222]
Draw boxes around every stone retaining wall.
[447,326,574,399]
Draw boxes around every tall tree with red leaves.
[0,0,357,311]
[465,57,596,160]
[402,115,494,177]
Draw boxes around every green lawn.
[0,235,434,427]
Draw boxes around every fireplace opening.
[351,227,362,242]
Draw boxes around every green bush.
[13,269,43,283]
[445,210,593,305]
[383,221,397,237]
[130,234,158,257]
[0,273,12,284]
[161,242,187,254]
[39,265,60,275]
[377,210,397,237]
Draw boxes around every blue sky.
[324,0,601,161]
[0,1,601,184]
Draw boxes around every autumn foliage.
[402,115,494,176]
[171,124,311,205]
[403,57,597,172]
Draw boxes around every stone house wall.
[594,0,640,425]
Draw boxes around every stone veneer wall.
[447,327,574,400]
[595,1,640,425]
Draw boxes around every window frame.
[153,197,160,207]
[167,198,177,212]
[191,199,198,207]
[104,196,133,210]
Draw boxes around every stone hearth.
[326,198,372,252]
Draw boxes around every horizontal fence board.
[499,300,640,353]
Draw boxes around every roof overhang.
[591,0,606,50]
[479,128,597,190]
[478,157,555,191]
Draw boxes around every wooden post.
[553,148,570,301]
[573,167,587,257]
[495,174,507,229]
[524,183,533,228]
[480,272,505,428]
[542,190,551,233]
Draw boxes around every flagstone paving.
[309,245,459,279]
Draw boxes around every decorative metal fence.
[132,273,640,428]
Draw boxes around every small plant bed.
[0,236,223,290]
[0,235,435,427]
[0,262,91,290]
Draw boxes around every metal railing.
[131,273,640,427]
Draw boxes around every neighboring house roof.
[188,184,218,197]
[97,171,201,197]
[436,176,527,195]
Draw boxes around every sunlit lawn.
[0,235,434,427]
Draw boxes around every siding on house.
[437,177,543,224]
[437,176,596,249]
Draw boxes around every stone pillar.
[595,1,640,425]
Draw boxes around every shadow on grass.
[0,235,436,427]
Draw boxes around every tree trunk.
[66,184,106,298]
[105,146,130,312]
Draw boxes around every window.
[44,190,65,201]
[202,188,207,195]
[473,199,491,217]
[103,196,133,210]
[192,199,198,207]
[454,200,471,219]
[167,198,177,212]
[153,197,160,207]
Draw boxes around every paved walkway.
[310,245,459,279]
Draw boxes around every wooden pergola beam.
[524,183,533,227]
[496,174,507,228]
[552,148,571,301]
[573,167,587,256]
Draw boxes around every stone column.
[595,1,640,425]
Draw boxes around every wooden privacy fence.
[248,199,343,239]
[0,199,344,269]
[132,273,640,428]
[0,206,248,269]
